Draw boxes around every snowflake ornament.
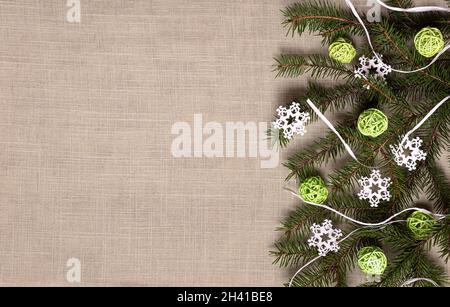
[308,219,343,256]
[358,170,391,207]
[390,136,427,171]
[273,102,310,140]
[355,55,392,89]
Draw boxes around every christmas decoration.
[357,170,391,207]
[345,0,450,74]
[307,219,343,256]
[357,108,388,138]
[272,0,450,287]
[299,176,329,204]
[354,55,392,89]
[390,136,427,171]
[328,38,356,63]
[273,102,310,140]
[357,247,388,276]
[407,211,437,240]
[414,27,445,58]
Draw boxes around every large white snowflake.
[358,170,391,207]
[355,55,392,89]
[390,136,427,171]
[308,219,343,256]
[273,102,310,140]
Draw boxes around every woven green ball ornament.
[328,38,356,63]
[407,211,437,240]
[357,246,388,276]
[414,27,445,58]
[299,176,328,204]
[357,108,388,138]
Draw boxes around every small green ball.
[357,246,388,276]
[414,27,445,58]
[407,211,437,240]
[299,176,328,204]
[357,108,388,138]
[328,38,356,63]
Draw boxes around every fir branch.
[267,127,290,149]
[390,74,450,103]
[418,102,450,161]
[276,205,328,239]
[273,0,450,287]
[424,162,450,214]
[327,194,385,222]
[274,54,353,80]
[271,238,317,268]
[306,81,367,121]
[289,232,376,287]
[355,76,406,109]
[379,152,416,212]
[288,262,334,287]
[283,127,355,180]
[282,0,363,42]
[329,160,373,193]
[387,0,414,25]
[433,217,450,261]
[371,20,410,62]
[378,246,448,287]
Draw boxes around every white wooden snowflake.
[390,136,427,171]
[355,55,392,89]
[273,102,310,140]
[358,170,391,207]
[308,219,343,256]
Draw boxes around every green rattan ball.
[299,176,328,204]
[328,38,356,63]
[407,211,437,240]
[414,27,445,58]
[357,108,388,138]
[357,246,388,275]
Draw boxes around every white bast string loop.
[284,186,446,227]
[373,0,450,13]
[400,278,440,287]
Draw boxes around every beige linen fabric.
[0,0,448,286]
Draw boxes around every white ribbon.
[345,0,450,74]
